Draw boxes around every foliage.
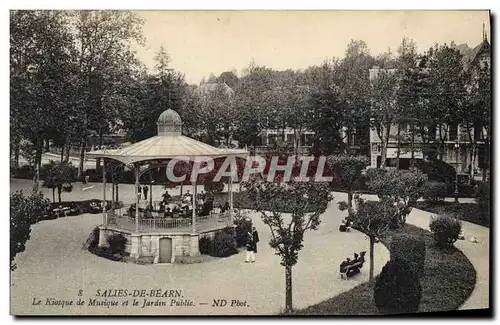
[10,190,50,270]
[366,168,426,228]
[421,181,448,203]
[337,201,349,212]
[354,198,398,280]
[414,159,456,188]
[198,236,212,255]
[293,224,475,315]
[107,233,127,255]
[244,177,332,312]
[233,212,253,248]
[210,231,238,258]
[389,233,426,277]
[328,155,368,207]
[355,198,396,239]
[475,181,490,222]
[429,215,462,248]
[374,259,422,314]
[43,161,75,203]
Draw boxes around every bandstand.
[86,109,248,262]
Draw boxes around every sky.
[133,10,491,84]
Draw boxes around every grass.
[293,224,476,315]
[413,201,489,228]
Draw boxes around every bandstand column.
[192,180,197,233]
[102,160,107,227]
[135,164,140,233]
[98,160,107,248]
[229,175,234,225]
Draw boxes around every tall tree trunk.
[115,183,119,202]
[60,145,64,162]
[369,236,375,281]
[32,137,43,193]
[180,183,184,196]
[78,137,86,178]
[52,188,55,203]
[396,123,401,169]
[64,141,71,163]
[57,185,62,203]
[380,123,391,169]
[347,191,353,208]
[410,122,415,169]
[470,143,476,183]
[44,139,49,152]
[284,265,293,314]
[13,141,20,169]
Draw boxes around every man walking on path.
[143,185,149,201]
[245,226,259,263]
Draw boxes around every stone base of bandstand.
[99,226,229,264]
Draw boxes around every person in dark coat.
[142,185,149,200]
[245,227,259,263]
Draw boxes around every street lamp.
[454,140,460,203]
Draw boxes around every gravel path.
[10,181,389,315]
[405,208,490,310]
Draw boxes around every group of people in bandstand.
[127,188,232,220]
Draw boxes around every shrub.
[374,259,422,314]
[210,231,237,257]
[429,215,462,248]
[389,233,426,277]
[234,217,252,248]
[107,233,127,255]
[337,201,349,212]
[198,236,212,255]
[475,181,490,222]
[421,181,448,203]
[84,226,101,251]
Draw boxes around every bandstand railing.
[118,212,230,232]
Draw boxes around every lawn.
[413,201,489,228]
[293,224,476,315]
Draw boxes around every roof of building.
[194,82,234,97]
[455,39,490,71]
[86,109,248,164]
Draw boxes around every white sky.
[133,10,491,84]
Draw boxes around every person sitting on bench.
[339,219,347,232]
[339,258,351,279]
[342,251,367,279]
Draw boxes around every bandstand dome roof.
[86,109,248,164]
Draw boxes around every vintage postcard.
[10,10,491,316]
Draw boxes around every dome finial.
[157,109,182,136]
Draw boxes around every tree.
[43,161,74,203]
[10,10,77,192]
[218,70,238,88]
[11,190,50,270]
[335,40,375,155]
[426,44,467,161]
[306,61,347,155]
[354,198,397,281]
[328,155,368,207]
[366,169,427,228]
[232,62,274,147]
[370,69,398,168]
[71,10,144,174]
[244,178,332,313]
